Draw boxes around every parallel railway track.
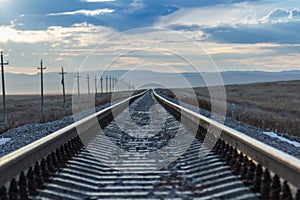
[0,90,299,199]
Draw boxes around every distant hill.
[180,70,300,86]
[2,70,300,94]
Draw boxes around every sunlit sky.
[0,0,299,74]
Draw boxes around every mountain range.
[2,70,300,94]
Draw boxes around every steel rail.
[0,91,146,186]
[153,90,300,189]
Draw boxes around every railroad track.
[0,90,299,199]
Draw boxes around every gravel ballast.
[0,103,112,157]
[156,91,300,159]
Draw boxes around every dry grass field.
[1,81,299,137]
[168,80,300,137]
[0,91,133,133]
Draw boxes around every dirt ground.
[0,91,133,133]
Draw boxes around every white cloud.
[156,1,300,28]
[291,8,300,18]
[224,53,300,71]
[0,23,116,46]
[130,0,145,10]
[205,43,278,55]
[240,7,300,24]
[124,0,145,13]
[1,15,299,74]
[261,8,290,23]
[0,25,49,43]
[48,8,114,16]
[156,3,266,28]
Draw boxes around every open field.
[168,80,300,137]
[1,81,299,137]
[0,91,133,133]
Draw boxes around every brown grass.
[0,91,133,133]
[167,80,300,137]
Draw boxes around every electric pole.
[87,73,90,98]
[94,76,97,97]
[37,59,46,120]
[112,77,115,91]
[106,75,108,93]
[109,76,112,93]
[59,66,67,114]
[116,78,118,90]
[1,52,9,128]
[100,76,103,94]
[114,78,117,92]
[75,72,80,108]
[129,80,131,91]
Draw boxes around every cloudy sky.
[0,0,299,74]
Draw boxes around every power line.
[1,52,9,128]
[37,59,46,120]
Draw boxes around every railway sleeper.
[208,136,297,200]
[0,135,84,200]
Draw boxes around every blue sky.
[0,0,299,74]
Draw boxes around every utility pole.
[128,80,131,91]
[75,72,80,108]
[109,76,112,93]
[112,76,115,92]
[116,78,118,89]
[1,52,9,128]
[37,59,46,120]
[94,76,97,97]
[59,66,67,114]
[100,76,103,94]
[87,73,90,98]
[112,77,116,91]
[114,78,117,91]
[106,75,108,93]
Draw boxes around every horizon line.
[5,69,300,76]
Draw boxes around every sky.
[0,0,300,74]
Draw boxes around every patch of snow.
[0,138,11,146]
[263,132,300,148]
